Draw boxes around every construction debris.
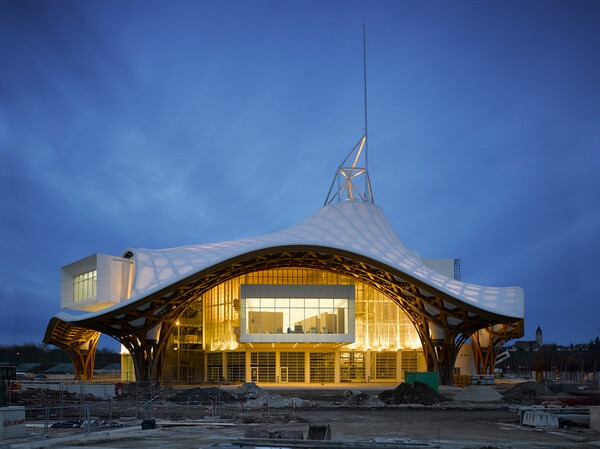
[379,382,450,405]
[141,418,157,430]
[50,418,122,429]
[244,427,304,439]
[233,382,267,399]
[243,393,305,408]
[168,387,237,404]
[9,388,99,408]
[344,389,362,399]
[342,392,385,407]
[308,424,331,440]
[501,381,555,405]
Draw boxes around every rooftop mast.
[324,23,374,206]
[363,21,368,169]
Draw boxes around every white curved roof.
[122,201,524,319]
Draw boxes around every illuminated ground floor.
[122,347,427,384]
[121,268,432,383]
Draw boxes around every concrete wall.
[591,406,600,433]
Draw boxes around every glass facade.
[161,268,424,384]
[340,352,365,382]
[245,297,349,336]
[241,284,353,343]
[73,270,97,302]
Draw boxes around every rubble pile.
[379,382,450,406]
[342,392,385,407]
[234,382,267,399]
[502,381,555,405]
[51,418,122,429]
[453,386,503,402]
[168,387,237,404]
[11,388,98,408]
[244,393,305,408]
[117,382,165,401]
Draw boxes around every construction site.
[16,136,597,447]
[2,377,600,449]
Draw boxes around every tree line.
[0,342,116,356]
[533,337,600,373]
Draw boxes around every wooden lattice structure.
[44,246,523,384]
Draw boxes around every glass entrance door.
[280,367,288,383]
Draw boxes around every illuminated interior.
[73,270,97,302]
[158,268,424,383]
[241,284,353,343]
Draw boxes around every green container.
[404,372,439,392]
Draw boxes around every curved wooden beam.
[46,246,524,383]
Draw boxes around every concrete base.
[591,406,600,433]
[522,410,559,428]
[0,406,26,439]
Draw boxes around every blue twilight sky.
[1,0,598,350]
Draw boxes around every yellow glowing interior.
[164,267,420,355]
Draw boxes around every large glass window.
[226,352,245,383]
[310,352,334,383]
[73,270,97,302]
[371,352,397,381]
[241,285,353,343]
[250,352,276,382]
[245,297,348,335]
[340,352,365,382]
[207,353,223,382]
[280,352,305,382]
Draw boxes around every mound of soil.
[168,387,237,404]
[379,382,450,406]
[502,381,555,404]
[343,392,385,407]
[234,382,267,399]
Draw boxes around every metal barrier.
[6,381,163,428]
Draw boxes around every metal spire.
[363,21,368,167]
[323,23,374,206]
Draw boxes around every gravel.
[244,393,305,408]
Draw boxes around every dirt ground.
[7,383,600,449]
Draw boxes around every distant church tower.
[535,326,543,346]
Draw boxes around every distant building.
[536,326,543,346]
[512,340,541,352]
[510,326,543,352]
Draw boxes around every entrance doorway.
[280,367,288,383]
